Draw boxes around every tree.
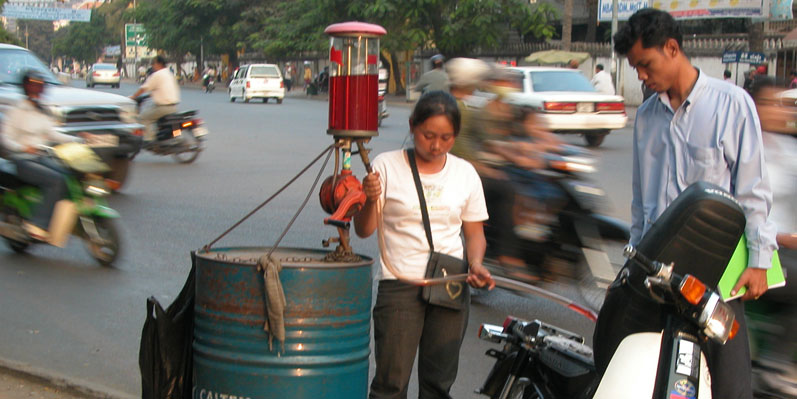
[52,12,112,65]
[16,20,55,63]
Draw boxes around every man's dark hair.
[596,64,604,71]
[153,55,167,66]
[724,70,732,79]
[614,8,682,55]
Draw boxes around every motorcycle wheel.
[4,236,29,253]
[84,218,120,267]
[172,150,200,164]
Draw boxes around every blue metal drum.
[193,247,373,399]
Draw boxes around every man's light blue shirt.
[630,69,778,269]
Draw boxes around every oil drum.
[193,247,373,399]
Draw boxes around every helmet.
[430,54,445,67]
[21,69,46,97]
[445,58,490,88]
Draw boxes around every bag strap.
[407,149,434,253]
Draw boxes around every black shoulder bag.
[407,149,469,310]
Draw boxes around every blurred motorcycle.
[483,145,629,308]
[0,143,121,266]
[133,94,207,164]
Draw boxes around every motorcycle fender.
[588,213,631,241]
[593,332,712,399]
[84,205,120,219]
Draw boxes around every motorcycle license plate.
[192,127,208,138]
[86,134,119,147]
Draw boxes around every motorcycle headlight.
[699,293,739,344]
[85,182,110,197]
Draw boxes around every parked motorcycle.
[478,183,745,399]
[133,94,207,164]
[483,145,629,308]
[0,143,121,266]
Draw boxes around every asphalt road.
[0,81,635,398]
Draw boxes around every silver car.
[86,63,121,88]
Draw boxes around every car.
[86,63,121,88]
[228,64,285,104]
[506,66,628,147]
[0,44,143,188]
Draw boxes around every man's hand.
[467,261,496,290]
[731,268,768,301]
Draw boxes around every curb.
[0,356,136,399]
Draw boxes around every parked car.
[86,63,121,88]
[228,64,285,104]
[506,66,628,147]
[0,44,143,188]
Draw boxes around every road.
[0,81,635,398]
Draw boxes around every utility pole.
[610,0,619,92]
[133,0,138,78]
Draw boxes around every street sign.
[722,51,766,64]
[2,4,91,21]
[125,23,147,47]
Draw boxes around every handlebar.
[623,244,665,275]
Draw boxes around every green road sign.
[125,24,148,47]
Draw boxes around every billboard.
[598,0,765,21]
[2,4,91,22]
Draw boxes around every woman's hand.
[467,261,495,290]
[362,171,381,203]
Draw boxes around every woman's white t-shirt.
[372,150,488,280]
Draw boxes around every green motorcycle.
[0,143,121,266]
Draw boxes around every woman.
[354,91,494,399]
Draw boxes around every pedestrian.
[284,64,293,92]
[744,67,757,94]
[303,64,312,89]
[590,63,615,95]
[789,70,797,89]
[724,69,732,83]
[354,91,494,399]
[413,54,449,94]
[593,8,777,399]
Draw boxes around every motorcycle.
[133,94,207,164]
[482,145,629,308]
[0,143,121,266]
[204,74,215,93]
[477,182,745,399]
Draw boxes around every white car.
[228,64,284,104]
[506,67,628,147]
[86,63,121,88]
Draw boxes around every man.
[567,59,580,69]
[590,64,615,94]
[594,9,778,399]
[1,71,81,242]
[724,69,733,83]
[414,54,449,94]
[131,55,180,142]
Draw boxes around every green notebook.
[718,235,785,301]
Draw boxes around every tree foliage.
[52,12,112,65]
[16,20,55,62]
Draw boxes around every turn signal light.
[133,129,144,137]
[246,81,251,88]
[181,121,194,128]
[280,80,284,88]
[543,102,577,112]
[728,320,740,341]
[503,316,517,329]
[105,179,121,191]
[680,275,707,305]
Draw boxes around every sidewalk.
[0,357,130,399]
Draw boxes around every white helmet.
[445,58,490,88]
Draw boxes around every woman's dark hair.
[614,9,682,55]
[409,90,461,136]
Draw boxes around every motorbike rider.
[414,54,449,94]
[202,64,216,92]
[130,55,180,142]
[0,70,83,243]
